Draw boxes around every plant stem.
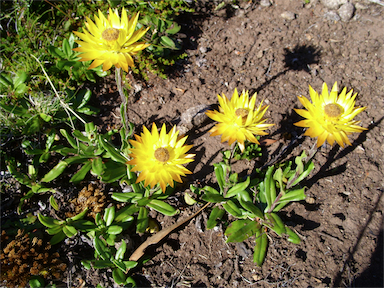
[115,67,129,135]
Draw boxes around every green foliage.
[0,88,97,136]
[0,71,29,98]
[38,208,94,245]
[48,34,108,88]
[194,150,315,266]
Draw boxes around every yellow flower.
[73,7,150,72]
[206,89,274,152]
[127,123,195,192]
[294,82,367,148]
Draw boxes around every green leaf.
[92,259,114,269]
[106,225,123,235]
[115,240,127,260]
[225,177,250,198]
[112,268,127,285]
[92,157,105,176]
[99,136,128,163]
[123,260,138,269]
[77,89,92,109]
[29,276,45,288]
[264,166,276,212]
[238,198,264,219]
[225,219,260,242]
[101,162,127,183]
[213,163,226,192]
[39,113,52,122]
[265,213,286,236]
[13,71,28,88]
[285,227,301,244]
[160,36,176,49]
[41,160,68,182]
[202,193,225,203]
[72,220,97,231]
[62,39,72,58]
[72,129,89,142]
[70,160,92,183]
[60,129,78,149]
[112,192,142,203]
[254,228,268,266]
[81,260,92,270]
[38,214,64,228]
[63,225,77,238]
[165,22,181,34]
[70,207,89,221]
[50,231,66,245]
[104,206,115,227]
[114,205,139,222]
[184,192,197,205]
[273,188,306,212]
[48,45,66,59]
[291,161,315,187]
[136,207,149,233]
[94,237,110,261]
[222,199,244,218]
[147,199,178,216]
[206,206,225,230]
[46,225,63,235]
[49,195,59,211]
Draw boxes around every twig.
[129,202,210,262]
[31,54,86,128]
[367,0,384,7]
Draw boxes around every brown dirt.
[2,1,383,287]
[114,1,384,287]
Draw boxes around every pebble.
[281,11,296,21]
[176,104,211,135]
[324,10,341,21]
[260,0,271,7]
[338,2,355,22]
[320,0,347,10]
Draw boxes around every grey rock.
[324,10,341,21]
[177,104,211,135]
[260,0,271,7]
[281,11,296,21]
[338,2,355,21]
[320,0,347,10]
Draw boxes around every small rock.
[338,2,355,22]
[199,46,207,54]
[281,11,296,21]
[355,3,368,10]
[320,0,347,10]
[260,0,271,7]
[324,10,341,21]
[256,50,264,58]
[177,104,211,135]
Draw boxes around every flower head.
[206,89,274,152]
[294,82,367,148]
[127,123,195,192]
[73,7,150,72]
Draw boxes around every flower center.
[235,108,249,118]
[102,28,120,41]
[154,147,170,163]
[324,103,344,118]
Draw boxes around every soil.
[2,0,384,287]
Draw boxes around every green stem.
[115,67,129,135]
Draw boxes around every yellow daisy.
[294,82,367,148]
[206,89,274,152]
[127,123,195,192]
[73,7,150,72]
